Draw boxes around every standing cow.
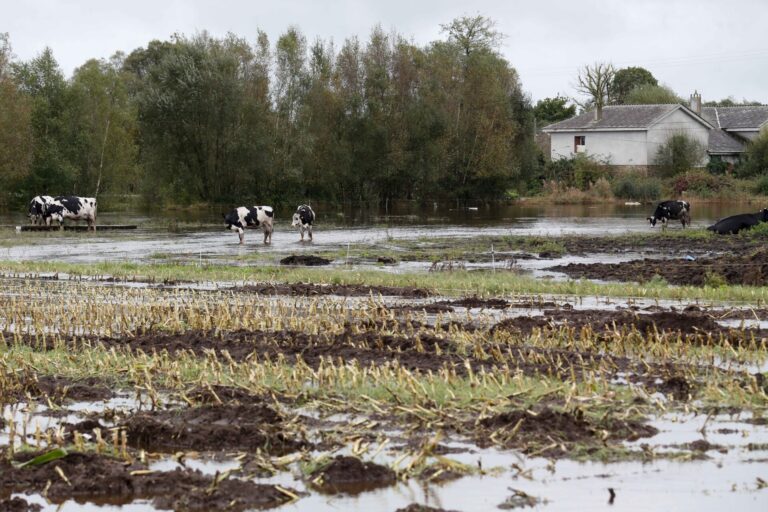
[224,206,274,244]
[27,195,54,225]
[291,204,315,241]
[42,196,98,231]
[707,209,768,234]
[647,200,691,230]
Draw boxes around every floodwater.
[0,201,761,265]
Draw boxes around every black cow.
[224,205,274,244]
[706,209,768,234]
[648,200,690,229]
[291,204,315,241]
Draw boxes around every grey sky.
[5,0,768,104]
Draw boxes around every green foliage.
[624,84,682,105]
[753,174,768,196]
[704,271,726,288]
[672,170,732,197]
[611,176,661,201]
[534,95,576,126]
[654,134,706,176]
[706,156,729,175]
[610,66,657,105]
[737,129,768,178]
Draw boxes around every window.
[574,135,586,153]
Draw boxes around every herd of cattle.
[27,195,767,241]
[647,199,768,234]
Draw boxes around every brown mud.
[472,406,658,458]
[280,254,332,266]
[0,497,41,512]
[229,282,432,297]
[550,247,768,286]
[120,401,308,454]
[308,455,397,494]
[395,505,459,512]
[1,375,114,404]
[0,451,297,511]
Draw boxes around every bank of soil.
[0,451,296,511]
[549,247,768,286]
[308,455,396,494]
[229,282,432,297]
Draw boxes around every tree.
[574,62,614,115]
[624,84,682,105]
[704,96,764,107]
[533,95,576,127]
[440,15,503,56]
[654,133,706,176]
[737,129,768,177]
[610,66,657,104]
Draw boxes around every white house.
[541,94,768,169]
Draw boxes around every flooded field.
[1,202,767,511]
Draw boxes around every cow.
[706,209,768,234]
[223,206,274,244]
[27,195,54,225]
[647,200,691,230]
[42,196,98,231]
[291,204,315,241]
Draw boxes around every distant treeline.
[0,17,542,209]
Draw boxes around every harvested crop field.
[1,227,767,511]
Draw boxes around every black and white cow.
[224,206,274,244]
[291,204,315,241]
[27,195,54,225]
[647,200,691,229]
[706,209,768,234]
[42,196,98,231]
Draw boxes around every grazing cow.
[27,195,54,225]
[224,206,274,244]
[647,200,691,229]
[291,204,315,241]
[42,196,98,231]
[706,209,768,234]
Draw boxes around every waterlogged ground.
[0,203,767,511]
[0,276,767,511]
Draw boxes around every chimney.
[594,104,603,121]
[690,90,702,115]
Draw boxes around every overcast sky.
[5,0,767,104]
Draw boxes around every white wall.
[646,109,710,166]
[549,130,648,165]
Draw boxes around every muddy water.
[0,202,760,265]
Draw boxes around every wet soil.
[473,406,658,457]
[491,308,767,343]
[229,282,432,297]
[280,254,332,266]
[120,401,307,454]
[395,505,459,512]
[0,497,41,512]
[309,455,396,494]
[0,451,297,511]
[559,233,765,255]
[550,247,768,286]
[2,374,114,404]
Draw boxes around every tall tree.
[624,83,681,105]
[610,66,657,105]
[574,62,614,116]
[534,95,576,127]
[440,15,503,56]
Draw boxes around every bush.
[611,176,662,201]
[737,129,768,177]
[706,157,729,175]
[753,175,768,196]
[672,170,733,197]
[654,133,706,177]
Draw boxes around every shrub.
[737,129,768,177]
[654,133,706,177]
[612,176,662,201]
[753,175,768,196]
[587,177,614,200]
[672,170,733,197]
[706,157,729,175]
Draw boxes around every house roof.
[700,106,768,131]
[542,104,712,132]
[707,128,746,154]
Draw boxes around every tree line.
[0,17,542,209]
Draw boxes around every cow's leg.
[308,225,313,241]
[238,228,244,244]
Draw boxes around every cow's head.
[291,213,301,228]
[647,216,657,227]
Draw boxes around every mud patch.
[396,505,459,512]
[309,455,396,494]
[0,451,297,511]
[473,406,657,457]
[121,402,307,454]
[550,247,768,286]
[280,254,331,266]
[230,282,432,297]
[0,497,41,512]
